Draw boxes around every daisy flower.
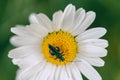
[8,4,108,80]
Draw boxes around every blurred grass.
[0,0,120,80]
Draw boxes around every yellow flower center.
[41,30,78,65]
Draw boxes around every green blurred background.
[0,0,120,80]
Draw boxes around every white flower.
[8,4,108,80]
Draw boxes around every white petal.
[11,25,32,36]
[70,63,83,80]
[53,10,63,31]
[61,4,75,31]
[65,65,73,80]
[11,25,46,38]
[29,13,53,32]
[59,66,69,80]
[9,45,44,68]
[73,11,96,35]
[36,63,53,80]
[80,39,108,48]
[16,69,22,80]
[21,64,41,80]
[29,13,40,24]
[17,62,46,80]
[48,65,57,80]
[79,45,107,57]
[29,74,38,80]
[8,45,41,58]
[12,52,43,69]
[55,66,61,80]
[27,24,48,37]
[71,8,85,35]
[77,60,102,80]
[10,36,41,47]
[81,57,105,67]
[73,8,85,27]
[77,28,107,40]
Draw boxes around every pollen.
[41,30,78,65]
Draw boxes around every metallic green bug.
[48,44,65,61]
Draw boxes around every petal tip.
[98,27,107,36]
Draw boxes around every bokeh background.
[0,0,120,80]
